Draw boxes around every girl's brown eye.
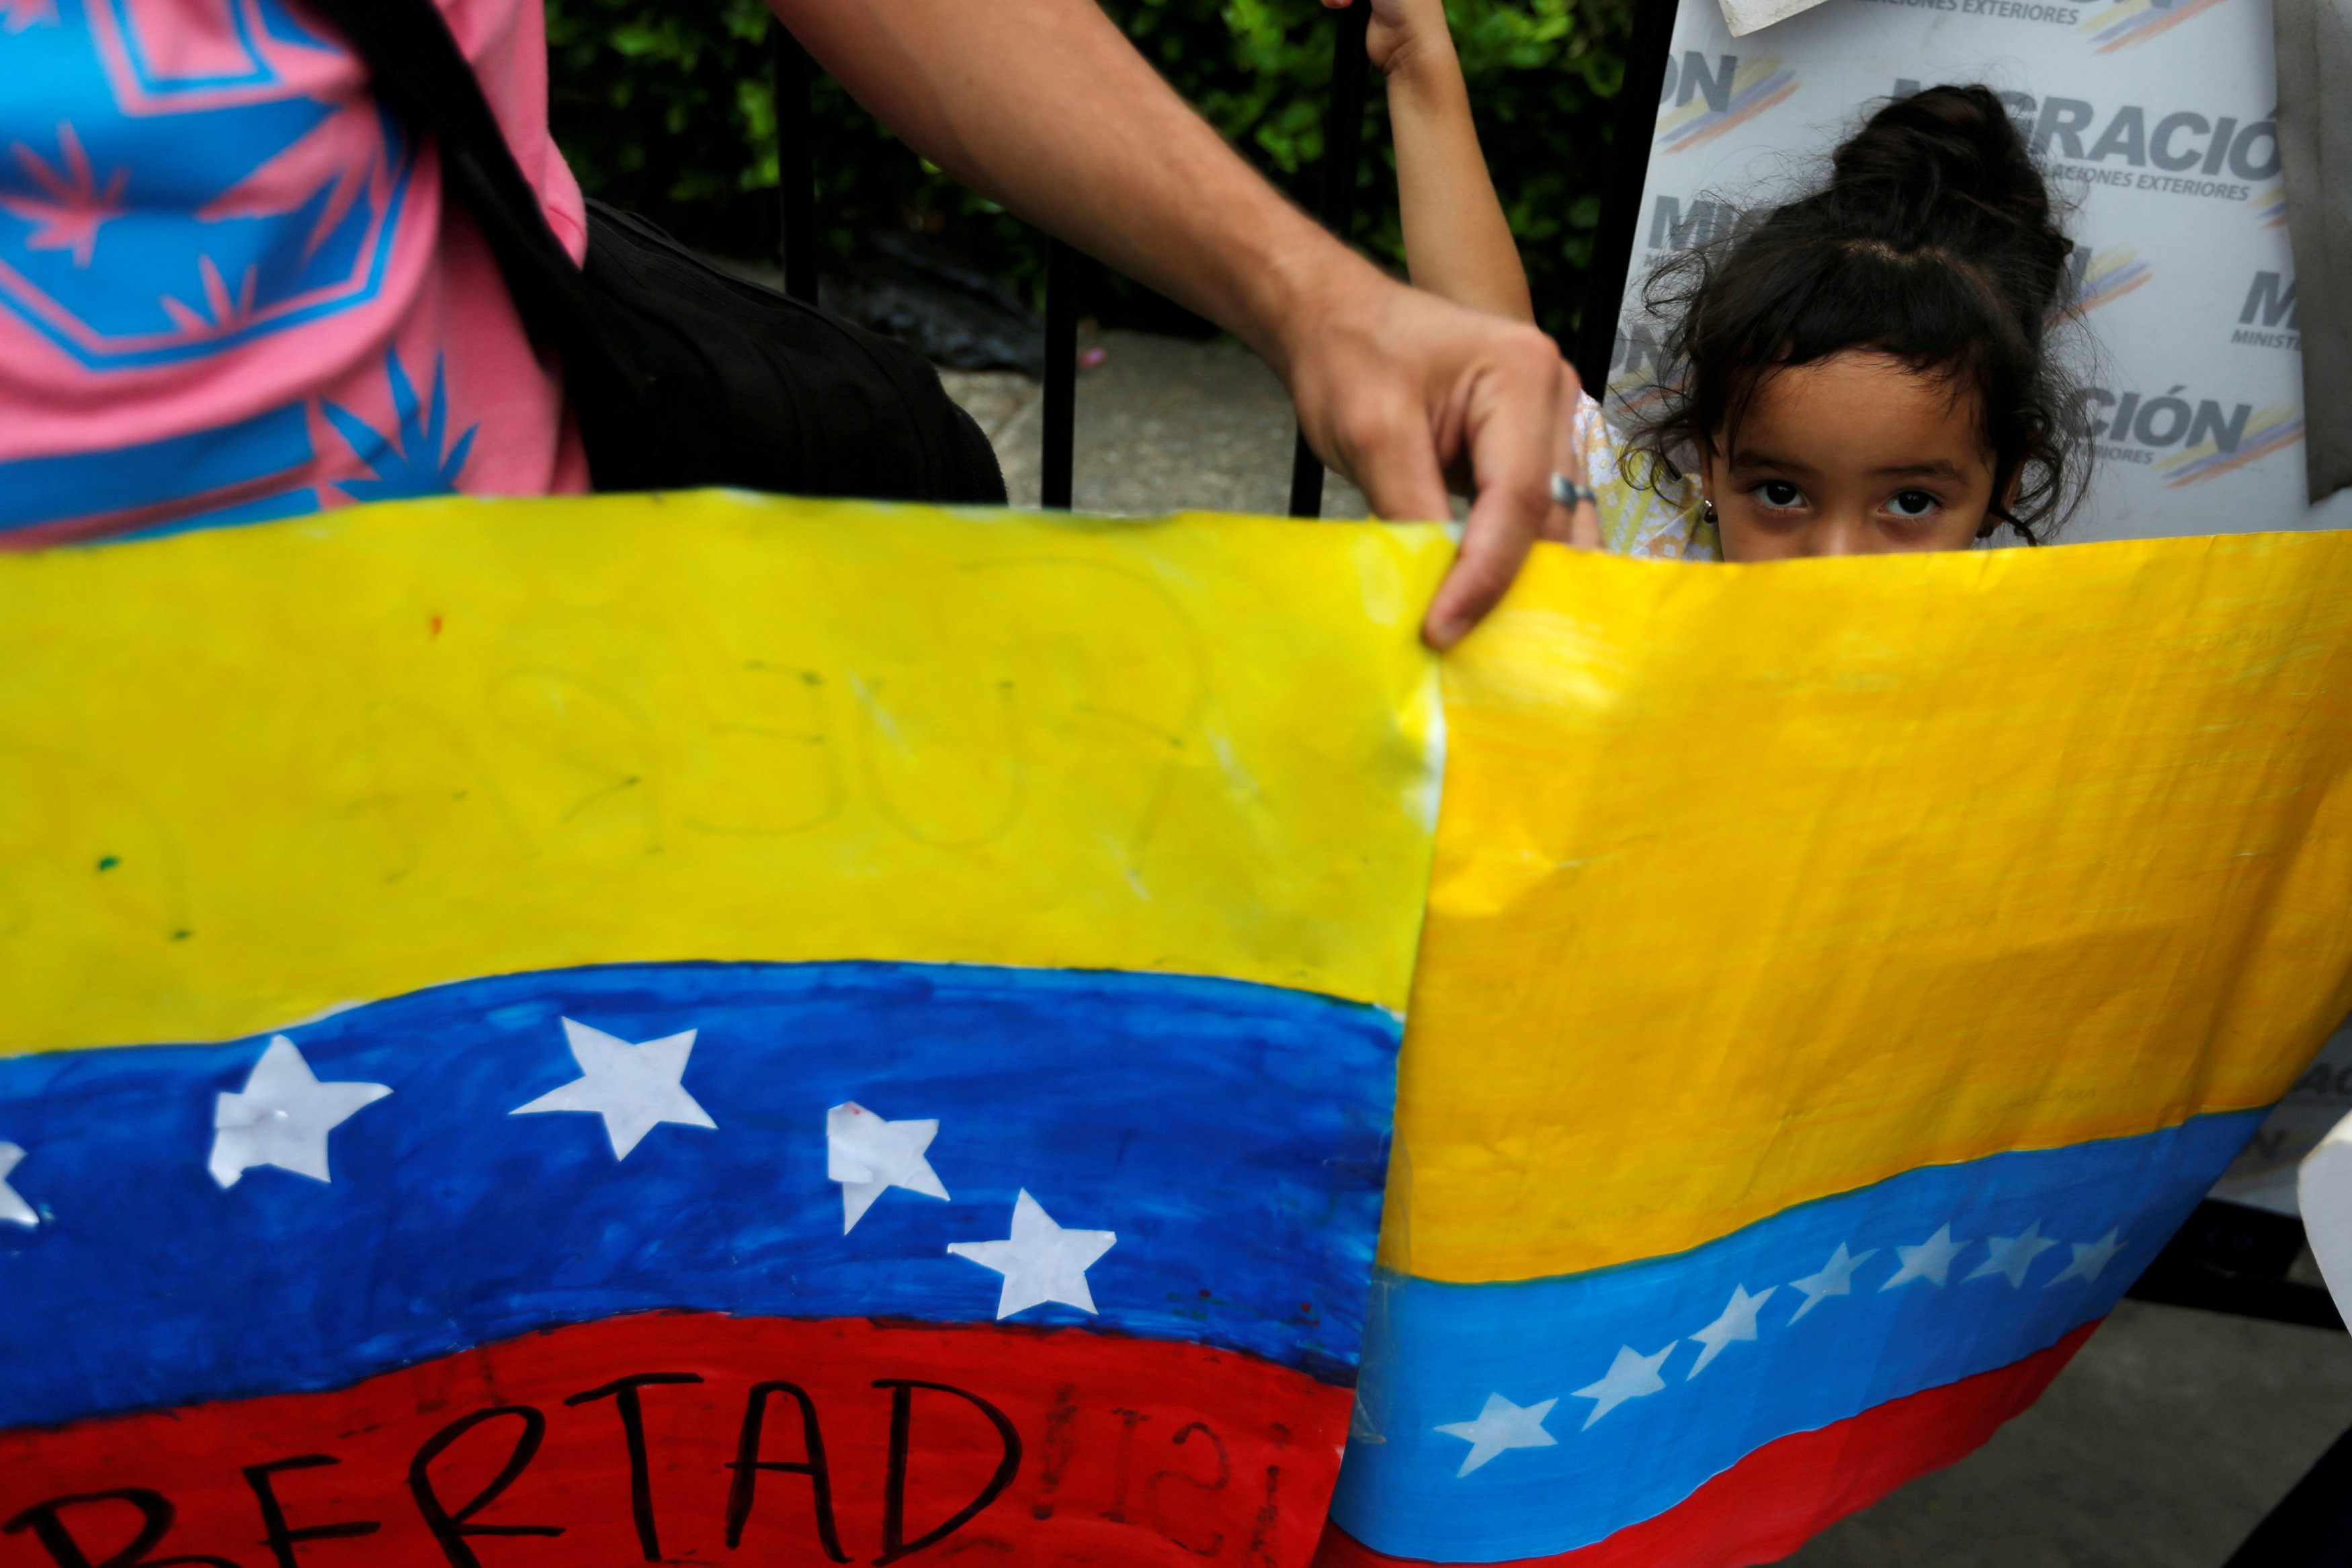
[1888,489,1939,519]
[1757,480,1802,507]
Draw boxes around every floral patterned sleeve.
[1572,393,1722,562]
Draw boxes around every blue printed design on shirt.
[0,399,313,535]
[0,345,476,538]
[0,0,416,370]
[325,350,476,503]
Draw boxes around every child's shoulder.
[1572,392,1721,562]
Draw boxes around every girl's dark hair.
[1624,83,2086,543]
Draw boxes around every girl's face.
[1700,351,2001,562]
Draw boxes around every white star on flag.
[1687,1283,1775,1377]
[2046,1227,2125,1287]
[948,1190,1116,1318]
[1880,1224,1969,1290]
[510,1018,716,1160]
[827,1102,949,1233]
[1967,1220,2059,1288]
[1788,1242,1878,1322]
[0,1142,36,1226]
[1434,1392,1558,1477]
[1570,1342,1674,1429]
[208,1037,392,1189]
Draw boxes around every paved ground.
[946,331,2352,1567]
[939,329,1370,518]
[1788,1299,2352,1567]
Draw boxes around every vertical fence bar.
[1286,0,1375,519]
[1041,238,1081,509]
[773,27,820,303]
[1570,0,1677,394]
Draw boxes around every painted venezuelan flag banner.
[5,498,2351,1568]
[0,495,1453,1568]
[1320,531,2352,1567]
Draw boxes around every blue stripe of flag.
[0,961,1399,1430]
[1331,1110,2262,1564]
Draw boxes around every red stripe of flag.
[2,1311,1355,1568]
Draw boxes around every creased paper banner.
[2,498,2348,1568]
[1326,528,2352,1568]
[0,494,1450,1568]
[1716,0,1833,38]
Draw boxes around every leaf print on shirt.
[2,122,127,267]
[324,350,476,503]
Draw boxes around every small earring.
[1702,498,1719,527]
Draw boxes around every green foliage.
[543,0,1632,341]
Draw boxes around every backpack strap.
[305,0,649,407]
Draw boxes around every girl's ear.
[1978,457,2033,542]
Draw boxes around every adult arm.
[769,0,1574,644]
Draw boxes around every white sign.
[2214,1016,2352,1213]
[2298,1098,2352,1318]
[1611,0,2352,541]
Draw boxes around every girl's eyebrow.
[1727,447,1816,474]
[1872,460,1968,482]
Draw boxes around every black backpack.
[308,0,1007,505]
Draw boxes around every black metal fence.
[765,0,1670,515]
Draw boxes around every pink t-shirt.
[0,0,589,546]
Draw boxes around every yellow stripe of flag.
[1388,531,2352,1284]
[0,494,1449,1052]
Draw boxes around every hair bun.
[1821,84,2072,315]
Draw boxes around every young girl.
[1343,0,2086,559]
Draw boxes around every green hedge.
[544,0,1632,343]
